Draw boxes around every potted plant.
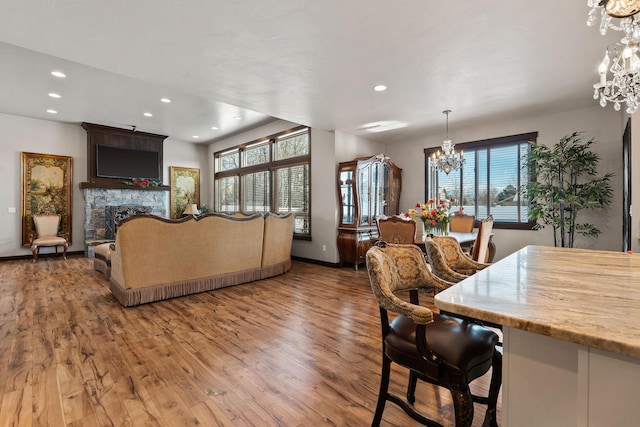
[521,131,613,248]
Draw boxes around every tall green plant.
[521,132,613,248]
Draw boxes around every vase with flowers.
[404,198,457,240]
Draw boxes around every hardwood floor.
[0,256,500,426]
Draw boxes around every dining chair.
[30,214,68,262]
[366,243,501,427]
[431,236,490,275]
[424,238,470,283]
[376,215,416,244]
[470,215,494,263]
[449,214,475,233]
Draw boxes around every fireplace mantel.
[80,182,170,191]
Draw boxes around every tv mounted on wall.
[96,144,161,180]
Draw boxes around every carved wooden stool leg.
[371,353,391,427]
[482,351,502,427]
[451,385,474,427]
[407,371,418,404]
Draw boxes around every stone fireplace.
[82,187,168,256]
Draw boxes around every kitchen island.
[434,245,640,427]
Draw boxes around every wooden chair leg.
[372,353,392,427]
[407,371,418,404]
[63,243,68,260]
[451,385,474,427]
[31,245,38,263]
[481,351,502,427]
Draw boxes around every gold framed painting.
[170,166,200,218]
[21,152,73,247]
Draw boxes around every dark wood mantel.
[80,182,170,191]
[82,122,168,189]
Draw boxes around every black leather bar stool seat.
[387,313,497,385]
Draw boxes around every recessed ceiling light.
[233,116,242,120]
[192,135,199,139]
[51,71,66,78]
[46,109,58,114]
[160,98,171,103]
[211,126,219,130]
[144,112,153,117]
[48,93,61,98]
[373,84,387,92]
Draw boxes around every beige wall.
[385,105,625,261]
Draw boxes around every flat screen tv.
[96,144,160,180]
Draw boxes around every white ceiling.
[0,1,623,144]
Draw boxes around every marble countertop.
[434,245,640,359]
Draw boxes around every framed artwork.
[170,166,200,218]
[21,152,73,247]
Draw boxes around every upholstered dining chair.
[366,243,501,427]
[30,214,68,262]
[449,214,476,233]
[376,215,416,244]
[470,215,494,263]
[423,238,470,283]
[431,236,490,276]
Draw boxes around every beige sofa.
[109,212,294,306]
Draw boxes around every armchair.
[30,214,68,262]
[366,243,501,427]
[432,236,490,275]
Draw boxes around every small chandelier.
[589,1,640,112]
[430,110,465,175]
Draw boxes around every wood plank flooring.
[0,256,500,426]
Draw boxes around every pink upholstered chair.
[30,214,68,262]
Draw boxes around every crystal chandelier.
[589,1,640,112]
[430,110,465,175]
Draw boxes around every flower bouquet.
[404,198,456,238]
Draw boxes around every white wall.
[0,114,86,257]
[335,130,385,163]
[0,113,208,258]
[2,105,625,263]
[385,105,625,261]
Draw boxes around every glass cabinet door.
[370,162,390,219]
[391,172,401,215]
[340,170,355,224]
[358,164,371,225]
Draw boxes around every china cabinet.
[337,154,402,269]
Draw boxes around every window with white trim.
[426,132,537,229]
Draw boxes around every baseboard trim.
[0,251,85,262]
[291,256,340,268]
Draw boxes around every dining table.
[434,245,640,427]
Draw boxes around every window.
[425,132,537,229]
[214,126,311,238]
